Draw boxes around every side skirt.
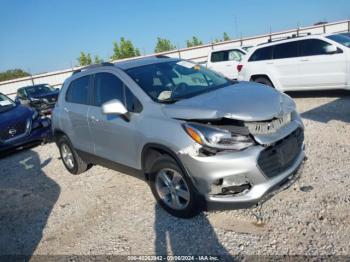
[76,150,145,181]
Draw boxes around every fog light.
[211,174,251,195]
[221,184,251,194]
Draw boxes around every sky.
[1,0,350,74]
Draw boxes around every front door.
[88,72,139,168]
[297,39,347,89]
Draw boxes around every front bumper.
[178,128,305,210]
[30,102,55,115]
[0,118,52,152]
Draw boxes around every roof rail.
[72,62,115,75]
[263,32,313,45]
[154,54,170,58]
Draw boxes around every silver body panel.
[52,57,305,210]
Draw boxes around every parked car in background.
[0,93,51,153]
[52,57,305,218]
[16,84,59,115]
[206,47,247,79]
[237,33,350,91]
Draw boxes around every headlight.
[42,98,49,103]
[30,97,40,102]
[183,123,255,150]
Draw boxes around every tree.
[154,37,176,53]
[223,32,230,41]
[0,69,30,82]
[186,36,203,47]
[94,55,103,64]
[111,37,141,60]
[77,52,92,66]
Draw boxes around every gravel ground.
[0,90,349,259]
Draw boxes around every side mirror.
[101,99,127,115]
[325,45,338,54]
[15,98,20,105]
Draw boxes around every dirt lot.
[0,90,349,258]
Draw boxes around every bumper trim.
[205,150,305,210]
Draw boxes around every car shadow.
[0,149,60,259]
[154,205,233,260]
[287,90,350,123]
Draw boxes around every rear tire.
[149,155,202,218]
[253,77,274,87]
[58,135,91,175]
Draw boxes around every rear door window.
[210,51,228,62]
[299,39,332,56]
[66,75,90,105]
[249,46,273,61]
[273,41,299,59]
[93,72,124,107]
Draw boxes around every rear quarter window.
[210,51,228,62]
[66,75,90,105]
[248,46,273,62]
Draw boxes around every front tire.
[58,135,91,175]
[149,155,201,218]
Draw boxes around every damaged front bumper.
[178,127,305,210]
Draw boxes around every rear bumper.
[0,118,52,152]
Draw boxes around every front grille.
[0,120,29,141]
[257,128,304,178]
[245,113,292,135]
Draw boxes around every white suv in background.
[237,33,350,91]
[206,47,247,79]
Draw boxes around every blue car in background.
[0,92,52,153]
[16,84,59,115]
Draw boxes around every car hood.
[162,82,296,121]
[30,90,59,100]
[0,105,32,126]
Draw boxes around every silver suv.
[52,56,305,218]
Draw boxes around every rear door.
[88,71,141,167]
[64,75,94,153]
[297,39,347,89]
[208,49,245,79]
[270,41,301,90]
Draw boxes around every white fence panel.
[1,20,349,98]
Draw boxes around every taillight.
[237,64,243,72]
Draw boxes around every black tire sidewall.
[149,156,201,218]
[255,77,273,87]
[58,136,78,174]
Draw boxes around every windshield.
[327,34,350,48]
[0,93,16,113]
[126,60,232,103]
[25,84,55,97]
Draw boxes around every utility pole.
[233,14,238,38]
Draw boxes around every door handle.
[64,107,69,112]
[226,65,232,67]
[266,62,274,65]
[300,59,309,62]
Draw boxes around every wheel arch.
[53,129,68,144]
[141,143,187,181]
[250,74,275,86]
